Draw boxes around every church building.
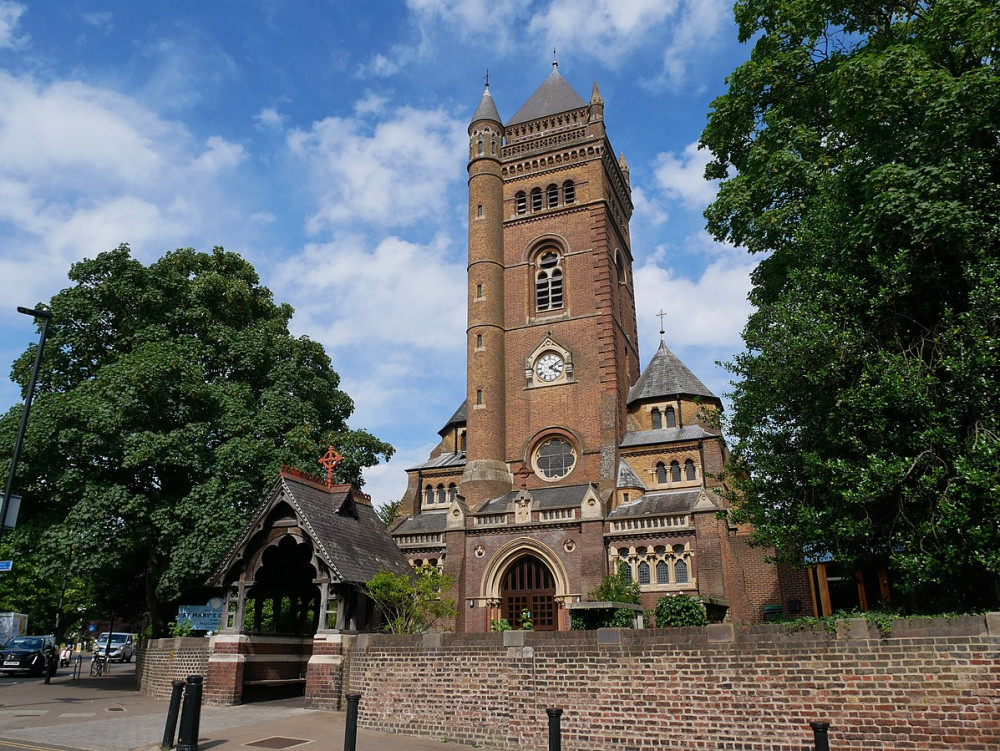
[390,64,804,631]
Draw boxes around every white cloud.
[653,141,717,210]
[634,243,754,349]
[0,71,253,309]
[80,11,113,33]
[661,0,729,85]
[254,107,286,130]
[0,1,26,49]
[275,233,466,350]
[287,106,467,232]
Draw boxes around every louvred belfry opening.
[500,555,556,630]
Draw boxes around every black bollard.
[810,721,831,751]
[43,650,52,685]
[160,679,186,750]
[176,675,204,751]
[343,693,362,751]
[546,708,563,751]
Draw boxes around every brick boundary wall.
[343,614,1000,751]
[136,637,212,699]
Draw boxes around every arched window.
[535,251,564,312]
[563,180,575,204]
[459,431,467,452]
[656,462,667,484]
[515,192,526,215]
[448,483,457,502]
[424,486,433,506]
[477,136,483,155]
[638,561,651,585]
[670,461,682,482]
[531,187,543,212]
[665,406,677,428]
[685,459,696,481]
[651,408,662,430]
[476,333,483,348]
[546,184,559,207]
[436,484,445,504]
[674,558,689,584]
[617,550,632,582]
[656,560,670,584]
[477,204,483,218]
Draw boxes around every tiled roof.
[617,460,646,490]
[471,85,502,124]
[278,474,412,583]
[207,470,412,587]
[620,426,716,448]
[406,451,466,471]
[391,510,449,535]
[607,490,703,518]
[438,400,467,436]
[508,67,587,126]
[627,340,718,404]
[477,483,595,513]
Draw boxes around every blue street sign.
[0,561,12,572]
[88,623,96,632]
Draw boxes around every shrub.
[654,595,707,627]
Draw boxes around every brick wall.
[135,637,212,699]
[343,614,1000,750]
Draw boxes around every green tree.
[701,1,1000,610]
[365,567,456,634]
[0,245,393,634]
[654,595,707,628]
[375,499,401,528]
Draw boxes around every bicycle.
[90,654,107,677]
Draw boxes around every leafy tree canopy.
[366,567,457,634]
[701,1,1000,611]
[0,245,393,633]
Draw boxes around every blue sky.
[0,0,757,506]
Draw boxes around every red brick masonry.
[342,614,1000,751]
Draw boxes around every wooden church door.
[501,555,557,630]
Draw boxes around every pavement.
[0,664,499,751]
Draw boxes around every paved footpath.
[0,667,499,751]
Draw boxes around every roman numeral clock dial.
[535,353,564,382]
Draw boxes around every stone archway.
[481,538,571,630]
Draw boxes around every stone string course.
[342,614,1000,751]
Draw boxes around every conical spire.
[627,340,718,404]
[471,75,502,125]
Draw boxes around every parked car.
[0,634,57,676]
[93,632,135,663]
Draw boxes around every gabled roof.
[607,489,702,518]
[471,85,502,125]
[627,339,718,404]
[617,460,646,490]
[207,467,411,587]
[508,66,587,126]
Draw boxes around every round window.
[534,437,576,480]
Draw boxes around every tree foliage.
[701,1,1000,609]
[654,595,708,628]
[365,567,457,634]
[0,245,393,633]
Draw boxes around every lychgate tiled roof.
[508,67,587,126]
[627,340,718,404]
[207,468,411,587]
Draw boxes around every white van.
[93,632,135,663]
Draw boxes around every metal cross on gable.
[318,446,343,488]
[657,309,667,335]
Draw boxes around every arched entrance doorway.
[500,555,557,631]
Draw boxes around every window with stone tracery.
[610,544,694,591]
[535,251,564,312]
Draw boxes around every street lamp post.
[0,306,53,550]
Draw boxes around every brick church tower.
[391,65,805,632]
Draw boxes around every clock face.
[535,353,564,382]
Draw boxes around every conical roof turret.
[627,339,718,404]
[471,83,502,126]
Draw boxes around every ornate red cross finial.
[318,446,343,488]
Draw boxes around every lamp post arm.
[0,308,52,549]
